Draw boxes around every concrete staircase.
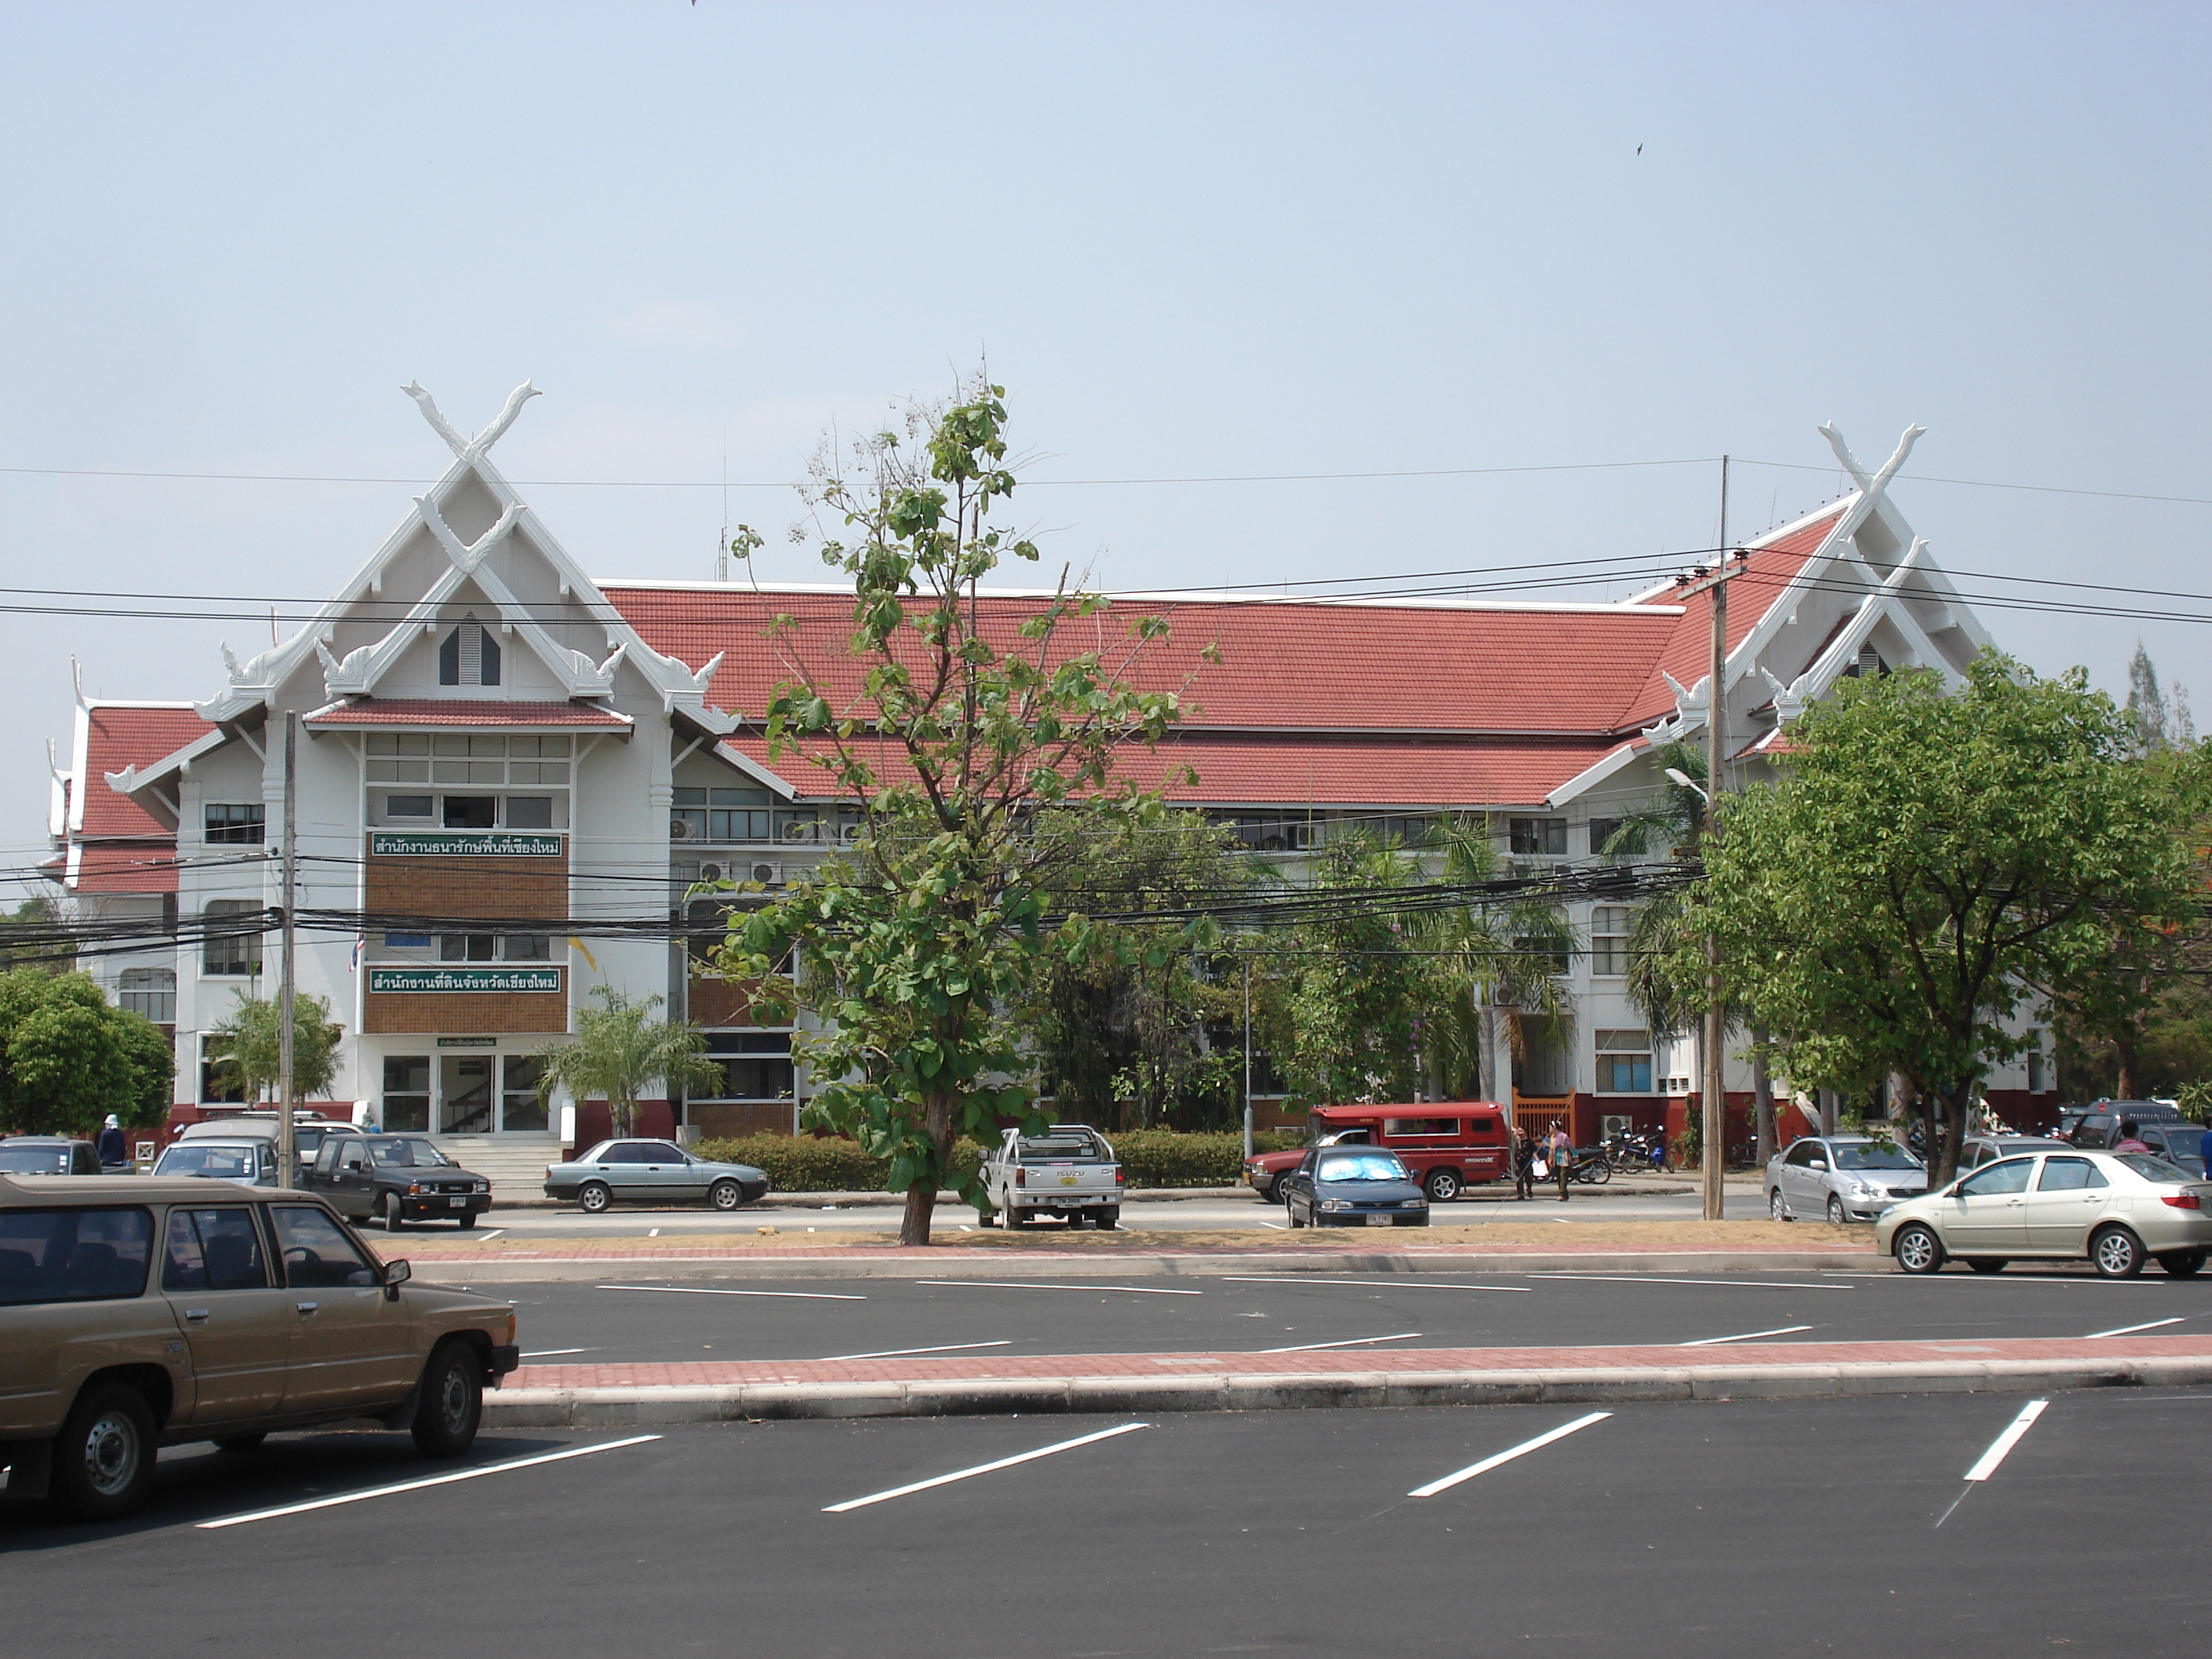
[429,1133,563,1208]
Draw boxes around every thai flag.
[350,933,364,973]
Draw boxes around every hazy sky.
[2,2,2207,891]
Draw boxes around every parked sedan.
[1876,1149,2212,1277]
[544,1139,771,1214]
[0,1138,104,1177]
[1280,1147,1430,1229]
[1767,1135,1927,1224]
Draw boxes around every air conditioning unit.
[698,862,727,884]
[781,819,821,844]
[670,818,695,840]
[747,861,783,888]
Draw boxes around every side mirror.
[1808,1158,1828,1172]
[383,1258,411,1300]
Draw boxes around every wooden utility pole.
[1674,458,1745,1221]
[1242,958,1254,1163]
[276,710,298,1189]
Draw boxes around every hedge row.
[690,1127,1306,1193]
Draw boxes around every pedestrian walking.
[95,1113,128,1170]
[1512,1125,1534,1199]
[2114,1119,2150,1154]
[1550,1125,1573,1202]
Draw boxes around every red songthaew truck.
[1242,1102,1511,1203]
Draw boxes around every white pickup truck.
[980,1125,1124,1230]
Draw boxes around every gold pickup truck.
[0,1173,520,1521]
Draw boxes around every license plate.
[1361,1214,1386,1225]
[449,1196,468,1207]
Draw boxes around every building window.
[504,795,554,830]
[699,1032,796,1101]
[201,1035,247,1104]
[438,612,502,687]
[672,787,776,844]
[443,795,496,830]
[204,803,266,845]
[202,899,263,976]
[2027,1050,2045,1092]
[501,1055,548,1132]
[1589,818,1646,856]
[1508,817,1567,855]
[1589,906,1633,976]
[440,935,499,962]
[503,935,551,961]
[383,932,432,949]
[383,1056,430,1133]
[385,795,434,819]
[117,967,175,1024]
[1595,1028,1654,1094]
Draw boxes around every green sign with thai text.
[368,831,563,857]
[368,968,562,994]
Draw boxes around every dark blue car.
[1280,1146,1430,1229]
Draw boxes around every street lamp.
[1663,767,1709,802]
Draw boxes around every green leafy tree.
[0,896,71,974]
[0,969,172,1133]
[710,380,1192,1244]
[208,990,345,1103]
[535,987,723,1140]
[1708,654,2196,1186]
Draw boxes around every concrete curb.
[489,1181,1713,1211]
[485,1353,2212,1426]
[412,1248,1877,1284]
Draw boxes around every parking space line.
[521,1347,590,1357]
[1408,1412,1612,1497]
[1218,1276,1532,1293]
[597,1284,867,1301]
[1962,1397,2049,1482]
[1678,1324,1816,1347]
[196,1436,662,1529]
[1527,1274,1851,1291]
[471,1229,504,1241]
[819,1339,1015,1361]
[1262,1331,1423,1353]
[2084,1316,2186,1339]
[916,1280,1203,1296]
[823,1423,1151,1512]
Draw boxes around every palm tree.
[535,987,726,1139]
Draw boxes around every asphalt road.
[459,1181,1766,1239]
[7,1391,2205,1657]
[487,1268,2212,1364]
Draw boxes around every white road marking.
[819,1339,1016,1361]
[197,1436,661,1529]
[1963,1397,2049,1481]
[648,1228,660,1237]
[2084,1316,2186,1339]
[1260,1221,1287,1230]
[823,1422,1151,1512]
[917,1280,1203,1296]
[1219,1276,1532,1293]
[1527,1274,1851,1291]
[520,1347,589,1357]
[1263,1331,1423,1353]
[597,1283,866,1301]
[1408,1412,1613,1497]
[1678,1324,1816,1347]
[471,1229,504,1241]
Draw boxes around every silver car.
[543,1137,771,1214]
[1876,1148,2212,1277]
[1767,1134,1927,1224]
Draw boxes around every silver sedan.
[1875,1149,2212,1277]
[1767,1135,1928,1224]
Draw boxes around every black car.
[1280,1145,1430,1229]
[0,1137,103,1176]
[309,1133,493,1229]
[2137,1121,2209,1176]
[2067,1101,2196,1150]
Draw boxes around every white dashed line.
[1963,1397,2049,1481]
[520,1347,590,1357]
[596,1284,866,1301]
[824,1423,1151,1512]
[1218,1276,1531,1293]
[819,1339,1016,1361]
[2084,1316,2186,1339]
[916,1280,1203,1296]
[1526,1274,1851,1290]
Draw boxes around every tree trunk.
[2115,1028,2143,1102]
[897,1090,954,1247]
[1928,1082,1972,1188]
[1751,1025,1776,1168]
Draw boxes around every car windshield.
[0,1145,72,1174]
[1834,1144,1921,1171]
[2115,1153,2195,1184]
[1317,1152,1409,1183]
[156,1145,256,1178]
[365,1137,425,1167]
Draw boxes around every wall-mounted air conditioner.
[781,819,822,844]
[670,818,695,840]
[747,860,783,888]
[698,862,727,884]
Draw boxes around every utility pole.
[1242,958,1254,1163]
[276,710,298,1190]
[1673,458,1745,1222]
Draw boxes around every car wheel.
[383,1191,406,1232]
[709,1179,742,1211]
[1002,1207,1027,1229]
[2159,1250,2207,1277]
[212,1433,267,1452]
[410,1339,484,1458]
[1827,1194,1848,1226]
[1770,1188,1789,1221]
[456,1214,478,1229]
[1894,1223,1945,1274]
[49,1382,156,1522]
[1425,1169,1461,1203]
[1097,1208,1119,1231]
[1286,1199,1306,1230]
[2092,1225,2146,1279]
[577,1181,612,1215]
[1966,1258,2009,1274]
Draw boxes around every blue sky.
[2,2,2207,886]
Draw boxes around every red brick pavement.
[386,1239,1877,1264]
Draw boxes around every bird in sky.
[1635,143,1643,156]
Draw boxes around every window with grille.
[698,1031,796,1101]
[1595,1027,1654,1093]
[1508,817,1567,855]
[438,612,502,686]
[116,967,175,1023]
[202,900,262,976]
[1590,906,1633,976]
[204,803,266,844]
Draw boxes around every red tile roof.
[304,698,631,729]
[75,842,181,895]
[81,705,212,838]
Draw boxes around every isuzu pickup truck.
[980,1126,1124,1230]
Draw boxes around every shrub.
[690,1128,1306,1192]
